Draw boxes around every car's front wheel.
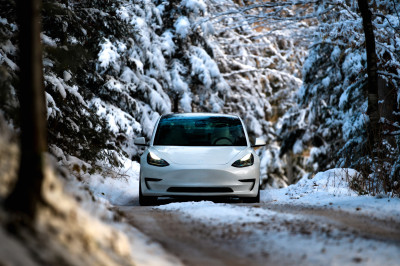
[139,181,158,206]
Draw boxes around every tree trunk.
[357,0,380,144]
[5,0,47,220]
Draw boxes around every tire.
[242,186,260,203]
[139,181,158,206]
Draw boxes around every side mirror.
[251,137,266,148]
[134,137,148,146]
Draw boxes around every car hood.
[152,146,248,165]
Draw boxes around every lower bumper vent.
[167,187,233,193]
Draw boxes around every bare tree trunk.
[5,0,47,220]
[357,0,380,144]
[285,152,294,184]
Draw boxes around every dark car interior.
[153,116,247,146]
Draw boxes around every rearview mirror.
[134,137,148,146]
[252,137,266,148]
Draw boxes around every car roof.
[161,113,240,119]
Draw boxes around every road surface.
[118,198,400,266]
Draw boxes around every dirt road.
[118,199,400,266]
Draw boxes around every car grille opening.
[239,179,256,190]
[167,187,233,193]
[144,177,162,190]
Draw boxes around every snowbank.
[87,157,140,206]
[43,146,179,265]
[264,168,400,220]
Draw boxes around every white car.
[134,113,265,205]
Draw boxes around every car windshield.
[153,115,247,146]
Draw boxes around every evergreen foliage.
[1,0,398,193]
[278,0,400,193]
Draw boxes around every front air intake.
[167,187,233,193]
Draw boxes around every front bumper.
[140,162,260,198]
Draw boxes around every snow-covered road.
[119,198,400,266]
[87,165,400,266]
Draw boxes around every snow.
[91,97,142,136]
[157,201,276,224]
[171,61,189,93]
[68,85,86,106]
[179,92,192,112]
[149,87,171,114]
[45,92,61,119]
[45,74,67,99]
[1,40,16,55]
[42,147,180,265]
[191,46,220,79]
[246,115,263,136]
[189,46,223,90]
[0,0,397,264]
[342,51,363,75]
[63,70,72,82]
[1,54,18,71]
[292,139,303,154]
[201,21,215,36]
[0,17,7,25]
[160,31,176,57]
[87,159,140,206]
[116,6,130,22]
[154,168,400,265]
[270,168,359,198]
[330,46,341,61]
[120,67,138,84]
[174,16,191,38]
[182,0,207,15]
[341,106,367,140]
[321,76,330,88]
[139,104,160,139]
[98,38,121,72]
[41,33,57,47]
[264,168,400,220]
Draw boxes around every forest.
[0,0,399,265]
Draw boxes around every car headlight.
[147,152,169,167]
[232,153,254,167]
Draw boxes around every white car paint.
[136,113,263,205]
